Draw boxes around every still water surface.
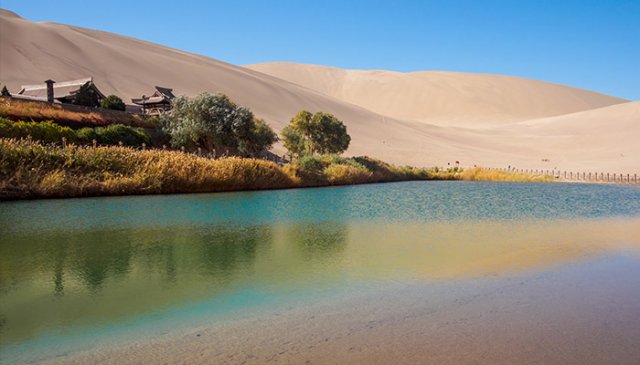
[1,181,639,363]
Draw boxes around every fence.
[485,167,639,184]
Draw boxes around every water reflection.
[2,217,640,347]
[293,222,348,259]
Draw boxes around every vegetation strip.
[0,138,552,200]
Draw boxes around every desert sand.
[246,62,627,126]
[1,9,638,173]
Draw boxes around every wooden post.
[142,143,146,150]
[92,139,97,148]
[635,174,638,184]
[62,137,67,148]
[607,173,609,182]
[181,146,185,153]
[627,174,630,184]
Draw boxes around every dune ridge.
[246,62,627,127]
[1,9,638,173]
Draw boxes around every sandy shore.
[42,254,640,365]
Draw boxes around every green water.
[1,181,640,363]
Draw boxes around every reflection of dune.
[339,219,640,279]
[1,218,639,345]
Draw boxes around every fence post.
[142,143,146,150]
[635,174,638,184]
[62,137,67,148]
[92,139,97,148]
[628,174,630,184]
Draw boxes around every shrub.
[76,124,149,146]
[100,95,126,111]
[0,118,76,144]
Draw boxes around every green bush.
[0,118,76,144]
[77,124,150,146]
[100,95,126,111]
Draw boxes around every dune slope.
[246,62,627,126]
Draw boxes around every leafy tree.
[100,95,126,111]
[281,110,350,156]
[73,83,101,107]
[281,124,307,157]
[238,118,279,156]
[162,92,276,155]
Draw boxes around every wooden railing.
[486,167,639,184]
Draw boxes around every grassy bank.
[0,139,552,200]
[0,97,157,128]
[0,139,434,200]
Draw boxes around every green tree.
[73,83,100,107]
[281,124,307,157]
[238,118,279,156]
[161,92,276,155]
[281,110,350,156]
[100,95,126,111]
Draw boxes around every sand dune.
[1,9,638,173]
[246,62,627,126]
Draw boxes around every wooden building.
[131,86,175,115]
[17,77,105,104]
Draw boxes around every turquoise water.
[1,181,639,363]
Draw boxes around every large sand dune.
[246,62,627,127]
[1,9,638,173]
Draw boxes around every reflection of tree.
[196,225,271,282]
[0,224,273,296]
[293,222,348,259]
[73,232,134,292]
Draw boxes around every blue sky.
[3,0,639,99]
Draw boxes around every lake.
[1,181,640,364]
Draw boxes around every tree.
[238,118,279,156]
[161,92,276,155]
[1,85,10,97]
[73,83,100,107]
[100,95,126,111]
[281,110,350,156]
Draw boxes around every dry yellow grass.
[458,167,553,182]
[0,138,294,199]
[0,139,556,200]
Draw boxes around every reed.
[457,167,553,182]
